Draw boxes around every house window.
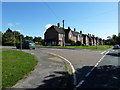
[69,34,72,38]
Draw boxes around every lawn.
[2,50,38,89]
[36,45,113,50]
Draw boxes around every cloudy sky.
[2,2,118,39]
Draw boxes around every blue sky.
[2,2,118,39]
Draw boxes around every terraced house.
[44,23,104,46]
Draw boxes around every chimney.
[80,31,82,34]
[63,20,64,29]
[57,23,60,27]
[68,26,71,30]
[74,28,76,32]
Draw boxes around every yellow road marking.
[47,52,77,86]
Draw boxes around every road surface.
[2,46,120,88]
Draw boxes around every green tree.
[33,37,42,42]
[23,36,33,41]
[2,28,14,46]
[105,34,120,45]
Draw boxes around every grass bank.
[36,45,113,50]
[2,50,38,89]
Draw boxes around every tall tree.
[2,28,14,46]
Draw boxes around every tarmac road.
[79,48,120,88]
[36,47,113,87]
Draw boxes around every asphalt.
[79,49,120,88]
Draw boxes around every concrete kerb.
[47,52,77,87]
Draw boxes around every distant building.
[44,23,104,46]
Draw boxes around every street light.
[63,20,65,47]
[20,35,22,50]
[14,31,16,47]
[107,36,111,48]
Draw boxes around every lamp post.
[63,20,65,47]
[96,37,98,49]
[20,35,22,50]
[107,36,111,48]
[14,31,16,47]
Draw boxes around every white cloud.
[15,30,21,32]
[45,24,52,29]
[16,23,20,25]
[8,23,13,27]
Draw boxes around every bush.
[67,39,76,46]
[76,41,81,46]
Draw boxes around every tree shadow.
[27,71,74,90]
[106,52,120,57]
[79,65,120,88]
[25,65,120,90]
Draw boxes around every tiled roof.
[51,25,65,34]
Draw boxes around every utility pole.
[20,35,22,50]
[96,37,98,49]
[14,31,16,47]
[63,20,65,46]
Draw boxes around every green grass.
[36,45,113,50]
[0,50,2,90]
[2,50,38,89]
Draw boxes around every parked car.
[113,44,120,49]
[16,40,36,49]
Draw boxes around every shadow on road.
[27,65,120,90]
[79,65,120,88]
[30,71,75,90]
[106,52,120,57]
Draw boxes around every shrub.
[76,41,81,46]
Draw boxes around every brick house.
[44,23,104,46]
[44,23,65,46]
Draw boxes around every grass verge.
[36,45,113,50]
[2,50,38,89]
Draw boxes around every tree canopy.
[105,34,120,45]
[2,28,43,46]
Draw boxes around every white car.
[114,44,120,49]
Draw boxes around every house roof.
[54,26,65,34]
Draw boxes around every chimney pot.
[74,28,76,32]
[80,31,82,34]
[57,23,60,27]
[68,26,70,30]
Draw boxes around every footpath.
[2,48,69,89]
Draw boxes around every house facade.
[44,24,65,46]
[44,23,104,46]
